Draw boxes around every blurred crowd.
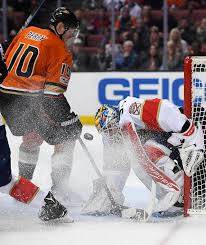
[1,0,206,71]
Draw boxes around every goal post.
[184,56,206,216]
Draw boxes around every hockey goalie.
[82,96,205,217]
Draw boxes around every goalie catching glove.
[168,121,205,177]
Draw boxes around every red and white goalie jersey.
[118,96,188,132]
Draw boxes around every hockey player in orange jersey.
[0,7,82,215]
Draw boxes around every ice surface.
[1,126,206,245]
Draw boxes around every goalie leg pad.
[81,175,125,215]
[139,139,183,211]
[10,177,39,204]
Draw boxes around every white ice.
[1,126,206,245]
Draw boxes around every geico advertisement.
[67,72,184,116]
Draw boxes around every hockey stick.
[18,0,48,34]
[78,137,148,220]
[78,137,122,215]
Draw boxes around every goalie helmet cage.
[184,56,206,216]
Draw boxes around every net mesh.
[191,57,206,211]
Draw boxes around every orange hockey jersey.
[0,26,73,96]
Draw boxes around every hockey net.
[184,56,206,215]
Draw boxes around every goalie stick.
[78,137,151,221]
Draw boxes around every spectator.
[166,40,183,71]
[135,18,150,53]
[105,38,122,58]
[196,18,206,44]
[142,44,161,70]
[188,41,201,56]
[141,5,162,30]
[169,28,189,57]
[92,8,110,34]
[115,40,138,70]
[8,0,31,12]
[74,9,89,36]
[178,17,196,45]
[103,0,124,10]
[7,7,19,38]
[200,42,206,55]
[81,0,102,10]
[71,38,89,72]
[131,31,142,53]
[150,26,162,48]
[125,0,142,19]
[119,31,131,43]
[89,46,111,71]
[167,6,178,32]
[115,6,138,33]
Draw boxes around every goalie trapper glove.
[38,191,71,222]
[168,121,205,176]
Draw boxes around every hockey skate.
[38,191,73,222]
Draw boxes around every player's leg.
[0,176,71,222]
[50,140,76,201]
[82,132,131,215]
[0,123,11,187]
[0,93,44,179]
[36,95,82,203]
[18,132,43,179]
[0,123,70,221]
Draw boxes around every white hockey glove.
[168,122,205,177]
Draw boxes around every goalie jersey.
[118,96,188,133]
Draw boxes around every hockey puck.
[84,133,94,141]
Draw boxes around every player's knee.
[22,132,43,147]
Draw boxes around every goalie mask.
[95,105,120,135]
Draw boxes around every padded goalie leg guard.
[144,140,183,212]
[81,172,126,215]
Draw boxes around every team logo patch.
[129,102,141,115]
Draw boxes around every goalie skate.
[38,191,73,222]
[121,207,149,221]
